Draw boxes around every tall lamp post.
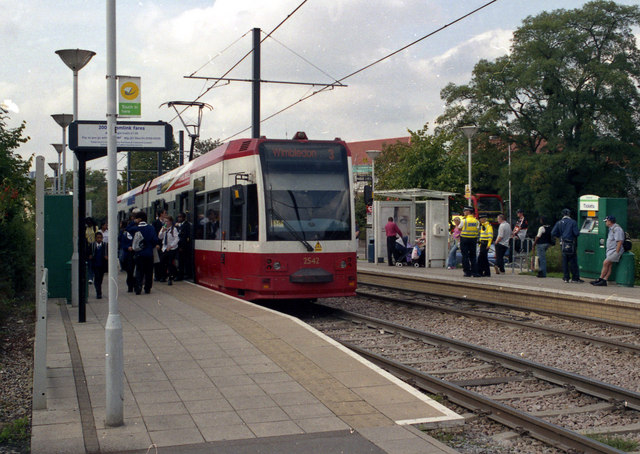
[460,125,478,203]
[51,144,64,193]
[56,48,95,311]
[366,149,381,263]
[51,114,73,193]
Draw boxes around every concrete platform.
[32,272,461,454]
[358,261,640,325]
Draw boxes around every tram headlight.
[273,261,281,271]
[339,260,347,269]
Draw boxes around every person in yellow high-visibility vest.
[459,206,480,277]
[477,214,494,277]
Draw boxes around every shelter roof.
[375,189,457,200]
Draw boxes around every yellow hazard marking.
[314,242,322,252]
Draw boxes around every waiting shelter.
[370,189,456,268]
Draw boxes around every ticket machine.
[577,195,627,278]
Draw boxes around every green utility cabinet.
[44,195,73,301]
[577,195,631,284]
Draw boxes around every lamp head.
[52,114,74,128]
[55,49,96,71]
[460,125,479,139]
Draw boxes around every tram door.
[175,190,195,281]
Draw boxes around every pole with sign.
[118,76,141,117]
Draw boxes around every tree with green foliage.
[438,1,640,225]
[374,125,466,193]
[86,170,108,222]
[0,109,34,299]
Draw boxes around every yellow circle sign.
[120,82,139,100]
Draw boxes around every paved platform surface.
[32,272,462,454]
[358,261,639,325]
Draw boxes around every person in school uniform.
[88,231,107,299]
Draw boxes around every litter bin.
[368,239,374,263]
[613,252,635,287]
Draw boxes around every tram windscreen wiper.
[270,207,314,252]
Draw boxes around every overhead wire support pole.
[252,27,260,139]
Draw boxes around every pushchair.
[393,236,413,266]
[411,241,426,267]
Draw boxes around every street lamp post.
[460,125,478,203]
[365,150,381,263]
[51,144,64,193]
[47,162,60,194]
[51,114,74,193]
[56,49,95,313]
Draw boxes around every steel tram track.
[310,304,640,453]
[356,285,640,354]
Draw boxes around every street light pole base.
[105,312,123,427]
[71,253,79,307]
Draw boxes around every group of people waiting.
[85,209,193,298]
[445,206,627,285]
[445,206,496,277]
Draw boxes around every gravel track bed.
[306,297,640,453]
[466,379,557,396]
[368,288,640,346]
[321,296,640,392]
[0,315,33,454]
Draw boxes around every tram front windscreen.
[260,141,352,243]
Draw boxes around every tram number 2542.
[303,256,320,265]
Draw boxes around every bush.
[0,214,34,300]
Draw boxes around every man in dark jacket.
[551,208,583,283]
[132,211,159,294]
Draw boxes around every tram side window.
[195,194,205,240]
[204,192,221,239]
[246,184,258,241]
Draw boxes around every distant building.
[347,137,410,191]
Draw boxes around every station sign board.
[69,120,173,152]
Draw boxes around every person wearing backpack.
[591,215,625,287]
[551,208,583,283]
[131,211,159,295]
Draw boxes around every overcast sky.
[1,0,638,174]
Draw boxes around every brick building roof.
[347,136,411,171]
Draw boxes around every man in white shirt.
[494,214,511,274]
[591,215,625,286]
[159,216,180,285]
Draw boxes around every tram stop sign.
[69,120,173,158]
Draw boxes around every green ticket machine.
[577,195,632,284]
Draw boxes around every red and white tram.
[117,133,357,300]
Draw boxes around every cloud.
[1,99,20,113]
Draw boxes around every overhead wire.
[265,32,341,85]
[173,0,310,123]
[222,0,501,141]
